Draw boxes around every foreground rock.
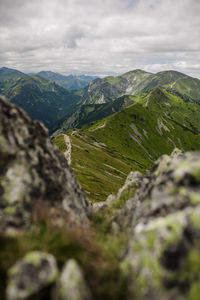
[55,259,92,300]
[120,206,200,300]
[6,251,58,300]
[118,149,200,299]
[0,96,91,232]
[113,149,200,232]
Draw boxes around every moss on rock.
[6,251,58,300]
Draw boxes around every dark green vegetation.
[61,95,135,130]
[0,67,81,133]
[54,87,200,202]
[37,71,97,90]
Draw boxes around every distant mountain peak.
[122,69,152,76]
[156,70,187,77]
[0,67,26,79]
[37,71,97,90]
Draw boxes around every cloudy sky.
[0,0,200,77]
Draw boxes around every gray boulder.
[55,259,92,300]
[6,251,58,300]
[120,206,200,300]
[113,150,200,232]
[119,149,200,299]
[0,96,91,233]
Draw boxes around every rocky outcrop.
[118,149,200,299]
[6,251,58,300]
[112,149,200,232]
[92,171,142,214]
[55,259,92,300]
[0,96,91,233]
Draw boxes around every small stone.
[6,251,58,300]
[55,259,92,300]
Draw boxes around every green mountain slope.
[81,69,152,104]
[0,67,26,80]
[145,88,200,133]
[54,93,200,201]
[60,86,200,133]
[80,69,200,105]
[0,69,81,133]
[141,70,186,92]
[165,76,200,101]
[37,71,97,90]
[60,95,136,130]
[0,67,28,95]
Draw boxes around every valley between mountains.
[1,67,200,300]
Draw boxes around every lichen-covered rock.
[55,259,92,300]
[120,207,200,300]
[6,251,58,300]
[118,149,200,299]
[0,96,91,232]
[133,150,200,229]
[115,171,143,202]
[113,150,200,232]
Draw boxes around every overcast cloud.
[0,0,199,77]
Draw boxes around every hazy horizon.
[1,65,200,80]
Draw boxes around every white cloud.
[0,0,199,77]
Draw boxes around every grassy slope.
[54,92,200,202]
[60,95,136,130]
[68,131,132,201]
[165,77,200,101]
[146,88,200,132]
[53,135,67,152]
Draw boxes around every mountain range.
[37,70,97,90]
[1,67,200,134]
[52,70,200,201]
[80,69,200,105]
[60,69,200,131]
[0,67,88,132]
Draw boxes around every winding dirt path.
[63,134,71,165]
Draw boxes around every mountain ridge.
[80,69,200,105]
[37,70,97,90]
